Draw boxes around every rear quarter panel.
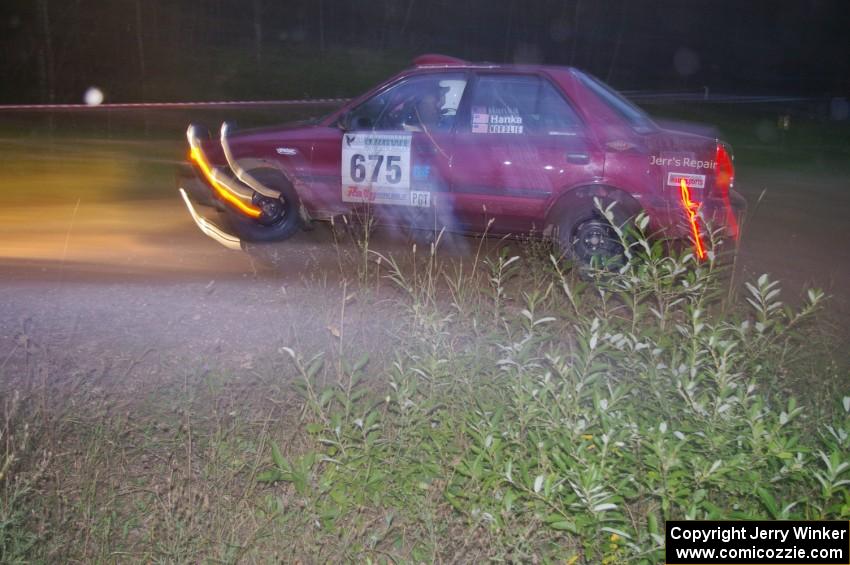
[643,130,719,236]
[542,68,659,225]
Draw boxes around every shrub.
[265,215,848,562]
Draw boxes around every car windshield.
[573,70,657,134]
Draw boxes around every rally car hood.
[221,120,324,152]
[227,118,322,140]
[198,119,322,167]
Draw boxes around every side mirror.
[339,113,374,131]
[337,113,351,131]
[354,116,374,130]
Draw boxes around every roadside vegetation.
[2,207,847,563]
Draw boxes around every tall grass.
[1,212,846,562]
[261,213,847,561]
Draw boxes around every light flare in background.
[679,178,706,260]
[189,147,261,218]
[83,86,104,106]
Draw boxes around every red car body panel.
[189,58,743,244]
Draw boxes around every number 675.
[350,154,402,184]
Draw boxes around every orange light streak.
[679,178,706,260]
[189,147,261,218]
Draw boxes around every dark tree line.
[1,0,848,103]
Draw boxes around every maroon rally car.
[178,54,744,265]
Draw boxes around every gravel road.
[1,165,847,384]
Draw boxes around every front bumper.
[180,122,297,249]
[176,163,220,209]
[185,122,288,220]
[177,183,243,251]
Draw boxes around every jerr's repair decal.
[667,172,706,189]
[472,106,524,134]
[650,155,717,169]
[342,131,423,206]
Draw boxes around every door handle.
[566,152,590,164]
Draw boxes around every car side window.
[470,74,583,135]
[345,73,467,132]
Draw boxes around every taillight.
[715,143,734,195]
[715,143,739,239]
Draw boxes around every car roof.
[411,53,577,75]
[320,55,586,127]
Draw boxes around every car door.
[311,72,469,231]
[448,73,602,234]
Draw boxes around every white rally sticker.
[342,131,420,206]
[409,191,431,208]
[667,172,706,189]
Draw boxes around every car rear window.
[573,70,657,134]
[470,74,583,135]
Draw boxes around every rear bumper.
[642,187,745,252]
[643,187,745,240]
[702,188,746,239]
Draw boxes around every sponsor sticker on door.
[471,106,524,135]
[667,172,706,189]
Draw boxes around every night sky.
[2,0,849,104]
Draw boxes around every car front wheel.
[223,168,302,242]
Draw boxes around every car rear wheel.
[223,167,302,242]
[556,204,630,273]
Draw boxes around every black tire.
[556,202,631,272]
[223,168,302,242]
